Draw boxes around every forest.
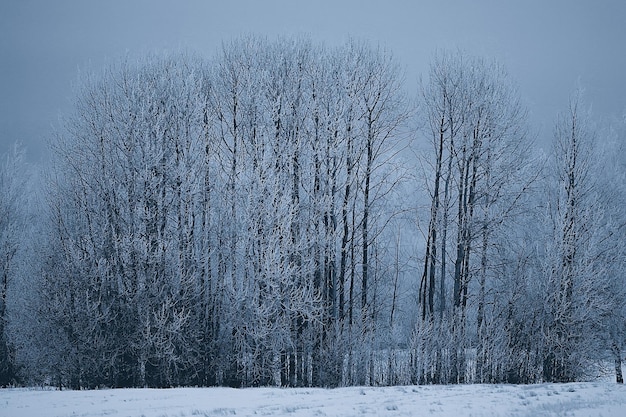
[1,36,625,389]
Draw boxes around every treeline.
[1,37,625,389]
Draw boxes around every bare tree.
[0,144,28,386]
[541,91,598,382]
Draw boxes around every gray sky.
[1,0,625,161]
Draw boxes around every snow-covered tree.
[0,144,28,386]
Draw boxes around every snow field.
[2,382,626,417]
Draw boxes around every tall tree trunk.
[361,153,370,315]
[612,340,624,384]
[339,122,354,322]
[421,118,446,321]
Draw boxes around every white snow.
[2,382,626,417]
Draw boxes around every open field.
[2,382,626,417]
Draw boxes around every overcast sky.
[1,0,625,161]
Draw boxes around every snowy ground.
[2,382,626,417]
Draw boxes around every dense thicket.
[2,37,625,388]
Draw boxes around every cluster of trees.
[412,54,626,385]
[7,37,410,388]
[0,37,624,388]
